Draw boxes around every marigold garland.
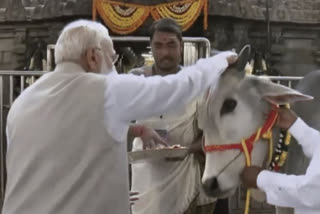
[93,0,150,34]
[151,0,205,31]
[92,0,208,35]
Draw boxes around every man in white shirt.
[241,108,320,214]
[130,18,220,214]
[3,19,236,214]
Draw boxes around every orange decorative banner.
[93,0,208,35]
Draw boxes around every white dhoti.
[131,101,216,214]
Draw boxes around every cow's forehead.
[203,75,268,124]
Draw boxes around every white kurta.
[132,101,217,214]
[4,52,233,214]
[131,73,215,214]
[257,118,320,214]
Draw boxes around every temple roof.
[0,0,319,24]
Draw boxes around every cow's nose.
[203,177,219,194]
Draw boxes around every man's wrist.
[129,125,144,138]
[286,117,298,130]
[256,170,270,191]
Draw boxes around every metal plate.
[128,147,189,164]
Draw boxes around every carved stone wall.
[0,0,319,75]
[0,0,91,22]
[0,22,66,70]
[210,0,320,24]
[0,0,319,24]
[206,17,320,77]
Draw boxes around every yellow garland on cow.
[240,138,252,214]
[271,104,291,170]
[92,0,208,34]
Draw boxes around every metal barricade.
[113,36,211,67]
[0,70,47,204]
[265,76,303,88]
[46,36,211,71]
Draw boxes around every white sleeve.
[104,51,235,142]
[257,119,320,209]
[288,118,320,158]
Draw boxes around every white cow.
[199,46,313,213]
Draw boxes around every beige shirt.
[131,65,216,214]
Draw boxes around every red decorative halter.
[203,105,279,163]
[202,106,279,214]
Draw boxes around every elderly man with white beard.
[3,20,236,214]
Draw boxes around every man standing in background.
[130,18,225,214]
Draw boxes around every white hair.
[54,19,112,64]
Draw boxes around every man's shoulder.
[129,65,153,77]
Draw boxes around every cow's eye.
[220,98,237,116]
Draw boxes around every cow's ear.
[253,77,313,105]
